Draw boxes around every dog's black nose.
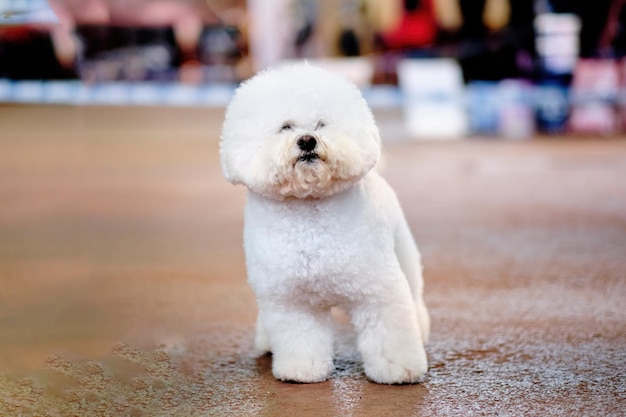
[297,135,317,152]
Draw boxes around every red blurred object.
[0,26,37,42]
[0,25,77,80]
[380,0,437,50]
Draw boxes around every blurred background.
[2,4,626,414]
[2,0,626,138]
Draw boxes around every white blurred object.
[0,0,59,23]
[535,13,581,74]
[397,58,467,139]
[247,0,294,71]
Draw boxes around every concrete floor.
[0,105,625,416]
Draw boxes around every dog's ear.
[219,143,243,185]
[363,122,382,171]
[220,95,252,186]
[220,155,234,183]
[372,128,386,173]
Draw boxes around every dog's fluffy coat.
[220,63,429,384]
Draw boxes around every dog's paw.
[272,356,333,383]
[363,350,427,384]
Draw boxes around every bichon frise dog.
[220,62,429,384]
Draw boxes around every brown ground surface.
[0,105,625,416]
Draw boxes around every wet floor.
[1,106,625,416]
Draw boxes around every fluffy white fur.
[220,63,429,384]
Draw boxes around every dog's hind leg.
[351,293,428,384]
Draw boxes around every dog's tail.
[394,215,430,344]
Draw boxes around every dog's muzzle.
[296,135,320,163]
[297,135,317,151]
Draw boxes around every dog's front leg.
[259,305,334,383]
[351,296,428,384]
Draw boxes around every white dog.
[220,63,429,384]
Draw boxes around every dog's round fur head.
[220,63,381,200]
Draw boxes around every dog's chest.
[244,190,393,300]
[280,209,361,278]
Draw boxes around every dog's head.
[220,63,380,200]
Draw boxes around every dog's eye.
[280,122,293,132]
[316,120,326,130]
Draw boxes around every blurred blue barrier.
[0,80,238,107]
[0,79,405,109]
